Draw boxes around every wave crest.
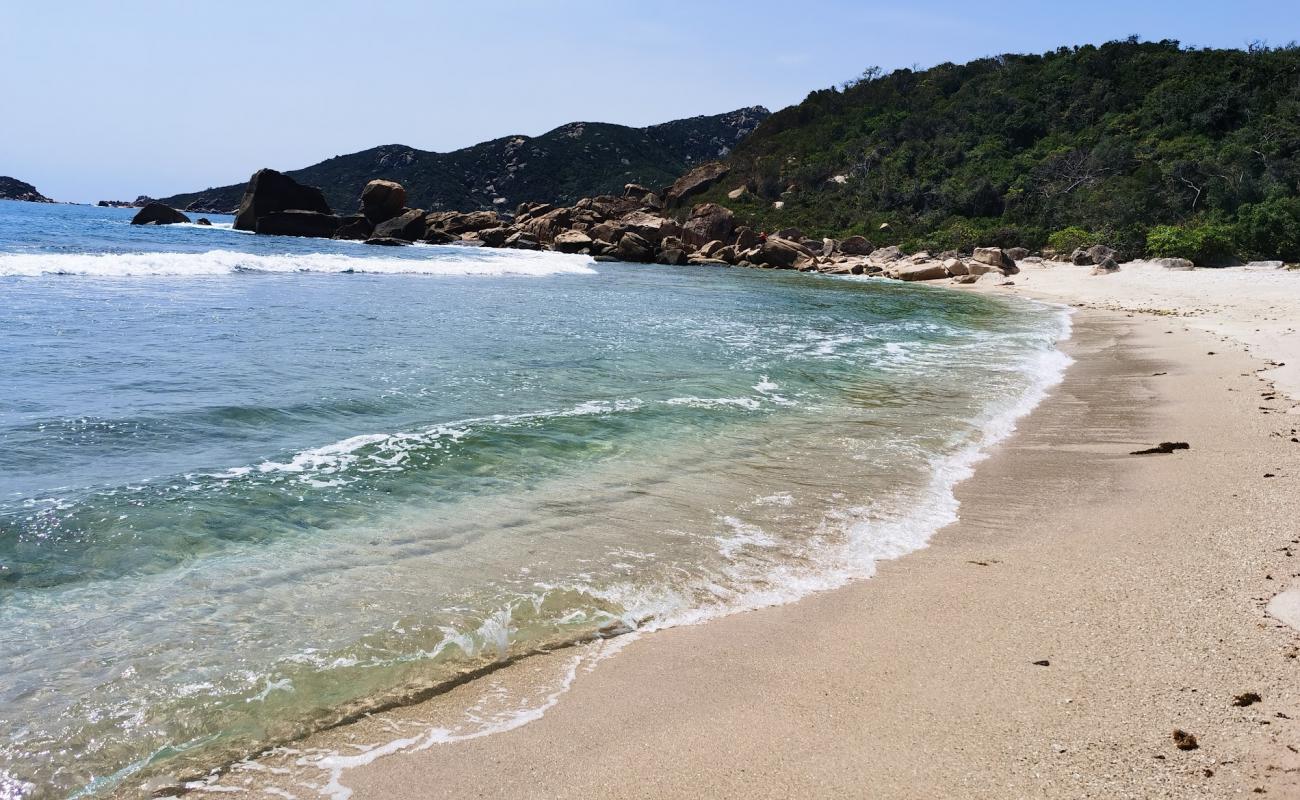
[0,248,597,278]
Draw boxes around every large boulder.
[130,203,190,225]
[892,261,950,281]
[663,161,729,207]
[504,231,540,250]
[1155,257,1195,271]
[1091,256,1120,275]
[1086,244,1116,265]
[868,245,902,264]
[516,207,572,243]
[233,168,332,232]
[613,231,654,262]
[333,214,374,240]
[475,226,514,247]
[360,180,407,223]
[754,237,815,269]
[371,209,427,241]
[255,210,342,238]
[837,236,868,254]
[681,203,735,247]
[732,226,760,251]
[617,210,678,244]
[431,209,501,234]
[553,230,593,253]
[657,247,689,266]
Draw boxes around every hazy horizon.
[3,0,1297,204]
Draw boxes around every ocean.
[0,201,1070,798]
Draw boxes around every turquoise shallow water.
[0,202,1069,798]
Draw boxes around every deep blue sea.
[0,201,1070,798]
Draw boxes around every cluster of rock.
[124,168,1028,283]
[1066,244,1121,274]
[0,176,54,203]
[97,196,154,208]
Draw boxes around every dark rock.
[233,168,332,232]
[972,247,1017,273]
[516,207,572,243]
[0,176,55,203]
[681,202,735,247]
[1071,247,1092,266]
[440,210,501,236]
[776,227,803,241]
[1092,256,1119,274]
[1172,730,1199,751]
[754,237,815,269]
[1006,247,1029,260]
[504,231,540,250]
[360,179,407,223]
[553,230,593,253]
[255,210,342,238]
[657,247,689,266]
[1032,660,1051,667]
[617,211,678,244]
[130,203,191,225]
[422,229,457,245]
[842,236,873,254]
[475,226,514,247]
[623,183,654,202]
[1130,441,1190,455]
[195,218,212,226]
[333,215,374,240]
[371,209,427,241]
[613,231,654,262]
[364,236,411,246]
[1232,692,1262,707]
[733,226,760,251]
[663,161,729,207]
[1087,244,1116,264]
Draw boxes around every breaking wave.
[0,248,597,278]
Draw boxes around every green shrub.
[1047,226,1100,255]
[1236,198,1300,261]
[1145,223,1237,266]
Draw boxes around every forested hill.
[159,107,769,215]
[698,40,1300,263]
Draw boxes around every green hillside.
[159,107,768,215]
[697,39,1300,263]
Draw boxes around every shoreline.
[208,274,1300,798]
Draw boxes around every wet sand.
[223,299,1300,799]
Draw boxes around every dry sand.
[213,264,1300,800]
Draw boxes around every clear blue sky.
[2,0,1295,203]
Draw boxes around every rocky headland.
[156,107,770,216]
[134,166,1041,285]
[0,176,54,203]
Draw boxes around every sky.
[2,0,1297,203]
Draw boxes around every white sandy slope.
[977,260,1300,403]
[966,259,1300,641]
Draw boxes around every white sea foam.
[0,248,597,278]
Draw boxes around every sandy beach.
[204,263,1300,800]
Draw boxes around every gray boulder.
[839,235,873,255]
[255,210,341,238]
[372,209,427,241]
[233,168,332,232]
[553,230,593,253]
[681,203,735,247]
[614,231,654,262]
[130,203,190,225]
[333,215,374,240]
[360,180,407,223]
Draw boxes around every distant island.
[0,176,54,203]
[157,107,770,215]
